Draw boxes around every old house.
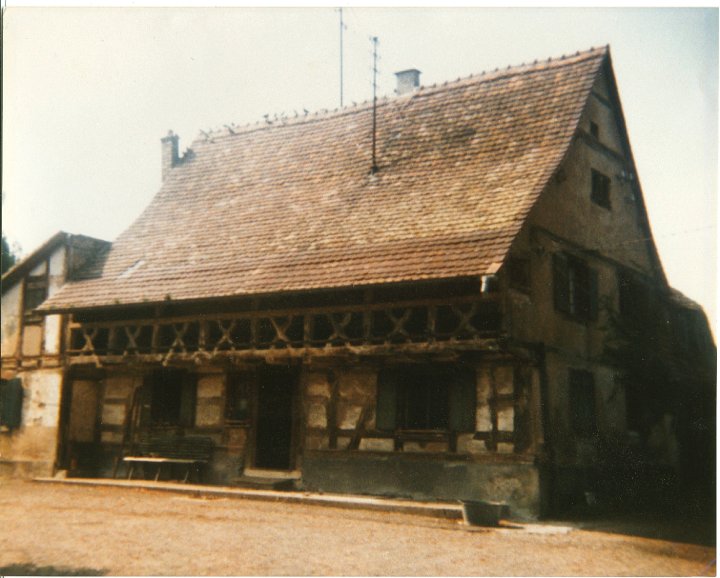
[1,232,110,477]
[1,46,714,518]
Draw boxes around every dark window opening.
[226,373,251,424]
[23,275,48,324]
[553,253,599,322]
[590,121,600,139]
[591,169,611,209]
[507,258,531,293]
[618,269,651,321]
[376,365,475,433]
[0,378,24,431]
[569,370,597,438]
[140,369,196,429]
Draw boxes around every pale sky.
[2,6,718,332]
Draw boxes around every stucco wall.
[0,369,63,478]
[1,283,21,361]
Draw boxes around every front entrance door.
[254,366,296,470]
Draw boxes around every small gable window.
[590,121,600,139]
[591,169,611,209]
[553,253,599,322]
[23,274,48,324]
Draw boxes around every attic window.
[591,169,611,210]
[23,275,48,324]
[590,121,599,139]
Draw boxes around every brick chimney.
[395,69,421,95]
[161,130,180,181]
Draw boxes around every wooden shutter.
[375,370,398,431]
[179,374,197,428]
[0,378,24,429]
[553,253,570,314]
[588,268,599,321]
[448,371,476,432]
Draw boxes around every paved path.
[0,480,715,576]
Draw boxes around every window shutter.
[588,268,599,321]
[448,374,476,432]
[375,371,398,431]
[179,375,197,428]
[0,378,24,429]
[553,253,570,313]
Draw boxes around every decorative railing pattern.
[68,296,502,362]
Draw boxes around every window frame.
[591,169,612,210]
[376,364,475,435]
[23,274,49,325]
[139,369,196,429]
[553,253,599,323]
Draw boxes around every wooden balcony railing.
[67,295,502,363]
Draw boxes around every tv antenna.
[338,8,346,108]
[371,35,379,174]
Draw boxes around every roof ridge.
[193,45,609,145]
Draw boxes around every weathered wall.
[298,359,543,516]
[499,72,669,507]
[0,369,63,478]
[0,283,21,361]
[302,452,540,519]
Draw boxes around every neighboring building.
[1,232,110,477]
[1,46,714,518]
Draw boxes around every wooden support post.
[327,371,339,449]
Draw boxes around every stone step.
[231,475,297,491]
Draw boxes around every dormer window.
[591,169,611,209]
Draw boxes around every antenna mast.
[371,35,379,174]
[339,8,345,108]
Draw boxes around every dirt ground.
[0,480,715,576]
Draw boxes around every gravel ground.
[0,480,715,576]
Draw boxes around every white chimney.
[395,69,421,95]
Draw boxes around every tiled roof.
[42,47,608,311]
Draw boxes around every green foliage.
[1,233,17,275]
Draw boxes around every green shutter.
[553,253,570,314]
[375,371,398,431]
[0,378,24,429]
[448,371,476,432]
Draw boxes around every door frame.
[247,364,300,472]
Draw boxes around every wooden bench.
[118,435,214,483]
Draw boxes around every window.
[591,169,611,209]
[553,253,599,322]
[0,378,24,431]
[23,275,48,324]
[376,365,475,433]
[569,370,597,438]
[506,257,531,293]
[590,121,599,139]
[226,373,251,424]
[617,269,651,321]
[139,369,196,428]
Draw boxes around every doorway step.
[231,468,300,491]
